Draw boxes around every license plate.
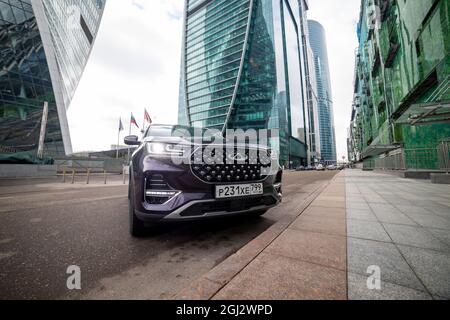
[215,183,263,199]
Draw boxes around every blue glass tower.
[179,0,312,167]
[308,19,336,164]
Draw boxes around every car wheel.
[129,182,147,237]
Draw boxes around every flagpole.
[116,127,120,159]
[127,115,132,165]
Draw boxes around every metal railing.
[375,149,405,170]
[404,148,439,171]
[438,139,450,174]
[56,158,128,185]
[60,167,129,185]
[0,145,18,154]
[372,140,450,172]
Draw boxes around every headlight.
[146,143,185,157]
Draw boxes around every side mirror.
[124,135,140,146]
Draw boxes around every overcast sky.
[68,0,361,160]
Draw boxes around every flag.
[130,113,139,129]
[119,118,124,132]
[144,109,152,124]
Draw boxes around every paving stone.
[369,203,402,214]
[346,208,378,222]
[397,245,450,299]
[432,295,448,300]
[316,196,345,202]
[214,253,347,300]
[363,195,387,204]
[347,220,391,242]
[347,273,432,300]
[383,223,450,252]
[312,200,346,209]
[410,200,444,208]
[301,206,346,219]
[266,229,346,271]
[370,206,417,226]
[347,238,425,291]
[346,196,367,203]
[395,205,434,216]
[406,213,450,230]
[383,198,414,207]
[177,277,222,300]
[426,228,450,247]
[426,206,450,218]
[347,202,370,210]
[290,215,346,237]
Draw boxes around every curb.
[176,175,338,300]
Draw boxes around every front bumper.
[135,191,281,223]
[131,155,283,223]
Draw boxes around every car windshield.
[145,125,223,140]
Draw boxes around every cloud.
[131,1,145,10]
[68,0,184,152]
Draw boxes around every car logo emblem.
[229,153,247,161]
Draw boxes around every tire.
[129,181,147,237]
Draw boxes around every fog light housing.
[274,183,282,196]
[145,190,180,205]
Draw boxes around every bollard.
[63,168,66,183]
[104,170,107,185]
[71,169,75,184]
[86,169,91,185]
[123,171,126,185]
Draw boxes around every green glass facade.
[0,0,63,155]
[179,0,312,167]
[0,0,105,156]
[348,0,450,170]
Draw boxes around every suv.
[125,125,283,236]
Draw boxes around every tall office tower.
[178,0,313,167]
[0,0,105,156]
[308,19,337,164]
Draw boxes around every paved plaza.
[179,170,450,300]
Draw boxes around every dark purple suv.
[124,125,283,237]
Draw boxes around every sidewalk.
[177,170,450,300]
[346,170,450,299]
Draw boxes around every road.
[0,171,337,299]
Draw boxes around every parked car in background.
[296,166,305,171]
[316,164,325,171]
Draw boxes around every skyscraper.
[0,0,105,156]
[308,19,336,164]
[178,0,313,167]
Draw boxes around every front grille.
[180,196,277,217]
[191,146,272,183]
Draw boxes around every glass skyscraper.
[308,20,336,164]
[0,0,105,156]
[178,0,313,167]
